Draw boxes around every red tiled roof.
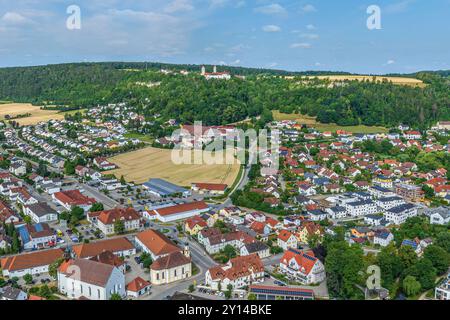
[280,249,318,275]
[185,216,207,229]
[151,251,191,271]
[278,230,294,242]
[208,253,264,281]
[54,190,96,206]
[192,183,228,191]
[127,277,151,292]
[90,207,140,225]
[1,248,64,272]
[72,237,134,258]
[150,201,208,217]
[135,229,180,257]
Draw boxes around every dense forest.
[0,62,449,128]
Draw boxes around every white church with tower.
[201,65,231,80]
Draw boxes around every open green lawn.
[273,110,389,134]
[124,132,154,144]
[62,108,87,116]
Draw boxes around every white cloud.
[164,0,194,13]
[290,43,311,49]
[306,24,316,30]
[268,62,278,68]
[385,0,415,14]
[387,59,395,65]
[301,4,317,13]
[1,12,30,25]
[254,3,287,15]
[262,25,281,32]
[300,33,319,39]
[235,1,246,8]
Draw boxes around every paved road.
[82,183,120,209]
[145,223,217,300]
[217,140,258,210]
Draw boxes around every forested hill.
[0,62,449,129]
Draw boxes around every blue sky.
[0,0,449,73]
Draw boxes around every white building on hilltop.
[201,65,231,80]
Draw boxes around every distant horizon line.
[0,60,448,76]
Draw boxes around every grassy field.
[0,103,85,125]
[123,132,154,144]
[284,75,425,88]
[105,147,241,186]
[273,110,388,134]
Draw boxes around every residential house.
[52,190,96,212]
[18,223,57,250]
[279,248,326,285]
[126,277,151,298]
[384,203,418,225]
[1,248,64,277]
[24,202,58,224]
[240,241,270,259]
[205,254,265,291]
[72,237,136,259]
[373,231,394,247]
[184,216,208,235]
[0,286,27,300]
[277,230,298,250]
[435,272,450,300]
[429,207,450,225]
[88,207,141,235]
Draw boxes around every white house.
[384,203,418,225]
[24,202,58,224]
[58,259,125,300]
[279,248,326,285]
[375,196,406,210]
[0,286,27,300]
[373,231,394,247]
[429,208,450,225]
[277,230,298,250]
[326,206,347,220]
[88,207,141,236]
[126,277,151,298]
[205,254,264,291]
[364,214,384,227]
[344,200,378,217]
[1,248,64,278]
[240,241,270,259]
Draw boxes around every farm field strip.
[105,147,241,186]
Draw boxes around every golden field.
[0,103,63,125]
[273,110,388,134]
[105,147,241,186]
[305,75,424,87]
[0,103,85,125]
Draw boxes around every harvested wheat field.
[273,110,388,134]
[105,147,241,187]
[308,75,425,87]
[0,103,64,125]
